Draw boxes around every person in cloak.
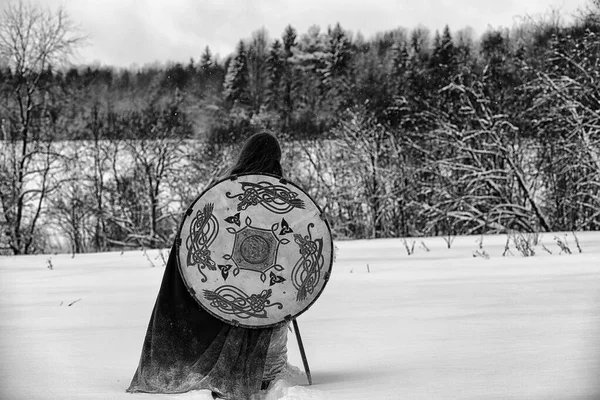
[127,132,290,399]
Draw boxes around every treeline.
[1,0,599,254]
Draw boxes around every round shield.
[176,173,333,328]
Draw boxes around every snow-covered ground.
[1,232,599,400]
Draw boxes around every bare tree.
[100,100,193,249]
[0,0,83,254]
[526,27,600,230]
[87,103,110,252]
[331,107,403,238]
[247,28,269,112]
[419,83,552,235]
[48,153,94,255]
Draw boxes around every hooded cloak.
[127,245,276,399]
[129,136,289,399]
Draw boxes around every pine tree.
[430,30,442,62]
[281,25,297,130]
[247,28,269,111]
[323,23,352,114]
[265,39,284,110]
[325,23,352,83]
[282,24,297,58]
[186,57,196,76]
[429,25,457,92]
[410,27,429,60]
[390,40,409,95]
[440,25,456,69]
[406,27,431,109]
[455,28,475,85]
[222,40,249,106]
[479,29,520,113]
[200,45,213,73]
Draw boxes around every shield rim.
[175,172,334,329]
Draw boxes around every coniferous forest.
[1,1,599,254]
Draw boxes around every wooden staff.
[292,319,312,385]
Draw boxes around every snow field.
[1,232,599,399]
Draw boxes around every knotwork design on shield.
[185,203,219,282]
[225,181,306,213]
[222,215,290,284]
[177,173,334,328]
[291,223,325,302]
[203,286,283,319]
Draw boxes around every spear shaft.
[292,319,312,385]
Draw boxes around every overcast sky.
[23,0,590,68]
